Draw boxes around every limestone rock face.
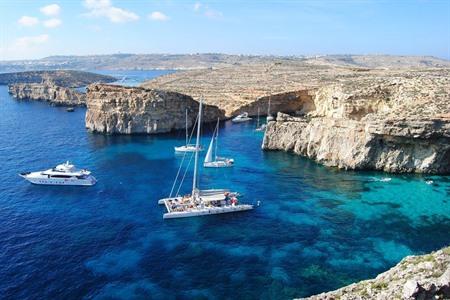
[262,76,450,174]
[301,246,450,300]
[85,84,225,134]
[8,83,86,106]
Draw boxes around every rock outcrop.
[8,83,86,106]
[85,84,225,134]
[301,246,450,300]
[262,75,450,174]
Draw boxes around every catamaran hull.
[19,173,96,186]
[163,204,254,219]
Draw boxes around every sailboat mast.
[192,97,203,194]
[214,118,219,159]
[185,109,188,146]
[257,108,260,127]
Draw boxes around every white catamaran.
[159,97,253,219]
[174,109,203,153]
[204,118,234,168]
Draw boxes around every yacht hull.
[19,173,96,186]
[231,118,252,123]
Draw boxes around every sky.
[0,0,449,60]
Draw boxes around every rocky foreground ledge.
[8,83,86,106]
[85,84,224,134]
[301,246,450,300]
[262,75,450,174]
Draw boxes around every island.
[4,70,116,106]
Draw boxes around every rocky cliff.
[85,84,225,134]
[0,70,115,87]
[262,74,450,174]
[302,246,450,300]
[8,83,86,106]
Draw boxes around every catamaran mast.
[192,97,203,195]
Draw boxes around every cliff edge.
[8,83,86,106]
[301,246,450,300]
[262,74,450,174]
[85,84,225,134]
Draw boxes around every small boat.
[204,118,234,168]
[174,109,203,153]
[19,161,96,186]
[255,108,267,132]
[159,97,253,219]
[66,107,75,112]
[232,112,252,123]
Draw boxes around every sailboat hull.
[163,204,254,219]
[203,159,234,168]
[174,145,203,152]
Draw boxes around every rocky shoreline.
[85,84,225,134]
[8,83,86,106]
[301,246,450,300]
[262,74,450,174]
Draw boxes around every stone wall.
[85,84,225,134]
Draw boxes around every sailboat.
[174,109,203,153]
[159,97,253,219]
[255,108,267,132]
[204,119,234,168]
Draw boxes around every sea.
[0,70,449,299]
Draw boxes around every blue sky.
[0,0,449,60]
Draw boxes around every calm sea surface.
[0,70,449,299]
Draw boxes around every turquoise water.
[0,71,449,299]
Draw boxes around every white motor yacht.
[232,112,252,123]
[159,97,253,219]
[19,161,96,186]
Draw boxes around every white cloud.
[194,2,201,12]
[204,8,223,19]
[83,0,139,23]
[192,3,223,20]
[43,18,62,28]
[40,4,61,16]
[14,34,49,47]
[148,11,169,21]
[18,16,39,27]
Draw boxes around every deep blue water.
[0,71,449,299]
